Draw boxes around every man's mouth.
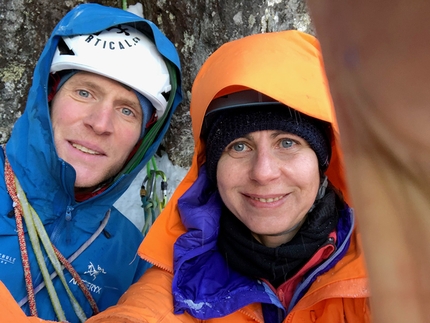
[72,143,101,155]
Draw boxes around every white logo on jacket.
[68,262,106,294]
[84,261,106,281]
[0,253,16,265]
[69,277,103,294]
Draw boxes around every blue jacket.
[0,3,182,322]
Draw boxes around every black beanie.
[205,105,331,184]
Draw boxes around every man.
[0,3,182,322]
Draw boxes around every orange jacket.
[85,30,370,323]
[0,282,55,323]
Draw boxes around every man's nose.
[83,103,114,135]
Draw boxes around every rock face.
[0,0,313,167]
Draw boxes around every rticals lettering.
[85,26,141,50]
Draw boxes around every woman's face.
[217,130,320,248]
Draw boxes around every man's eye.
[78,90,90,98]
[281,138,294,148]
[121,107,134,116]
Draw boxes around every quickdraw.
[140,156,168,235]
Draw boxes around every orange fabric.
[0,282,56,323]
[88,30,370,323]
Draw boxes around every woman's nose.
[248,148,281,184]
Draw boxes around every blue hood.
[5,3,182,213]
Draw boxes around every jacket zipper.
[287,209,355,312]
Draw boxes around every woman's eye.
[232,142,246,152]
[281,138,294,148]
[78,90,90,98]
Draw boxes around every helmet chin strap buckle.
[307,175,329,213]
[316,175,328,200]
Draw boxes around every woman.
[87,30,370,322]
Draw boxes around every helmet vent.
[57,38,75,56]
[161,91,170,101]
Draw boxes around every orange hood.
[139,30,348,272]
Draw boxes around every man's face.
[50,71,142,193]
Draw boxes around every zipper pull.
[65,205,74,221]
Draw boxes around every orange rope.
[53,246,99,315]
[4,159,38,316]
[4,155,99,318]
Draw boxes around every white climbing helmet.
[50,24,171,118]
